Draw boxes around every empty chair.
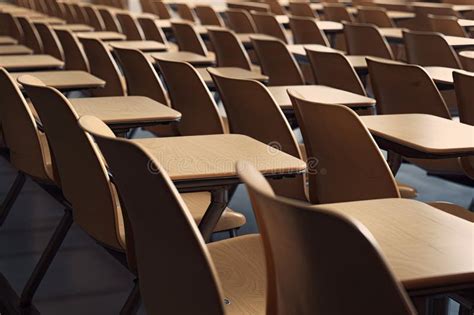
[83,4,105,31]
[176,3,197,22]
[1,13,23,43]
[251,35,304,85]
[251,11,289,44]
[289,16,329,46]
[238,161,417,315]
[171,21,214,58]
[403,30,461,68]
[98,7,122,33]
[460,51,474,71]
[344,22,394,59]
[116,12,145,40]
[17,16,42,53]
[324,3,354,23]
[413,4,459,31]
[137,16,170,44]
[357,6,395,27]
[224,9,257,33]
[208,70,307,201]
[61,2,77,24]
[71,3,88,24]
[139,0,154,14]
[55,29,89,71]
[33,22,64,61]
[195,5,224,26]
[151,0,172,19]
[207,27,254,70]
[429,15,468,37]
[77,117,264,315]
[289,2,318,18]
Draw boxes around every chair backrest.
[306,48,366,95]
[78,115,226,315]
[224,8,257,33]
[172,21,208,56]
[251,35,304,86]
[288,92,400,204]
[80,37,126,96]
[176,3,196,22]
[264,0,286,15]
[34,22,64,61]
[324,3,354,22]
[55,29,89,71]
[207,26,252,69]
[71,3,88,24]
[429,15,467,37]
[0,69,52,181]
[83,5,105,31]
[208,70,307,201]
[114,47,168,104]
[413,4,458,31]
[155,57,225,135]
[17,16,42,53]
[251,11,288,43]
[344,22,393,59]
[289,15,329,46]
[195,5,224,26]
[289,2,317,18]
[116,12,145,40]
[403,30,461,68]
[98,7,122,32]
[61,2,77,23]
[139,0,153,13]
[238,161,416,315]
[137,16,168,44]
[151,0,172,19]
[460,52,474,71]
[20,76,124,250]
[367,58,451,118]
[1,13,23,43]
[357,6,395,27]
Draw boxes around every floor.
[0,140,472,314]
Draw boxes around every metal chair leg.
[19,208,73,308]
[120,279,141,315]
[228,229,238,238]
[0,172,26,228]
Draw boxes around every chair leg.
[120,279,141,315]
[19,208,73,308]
[469,198,473,212]
[228,229,238,238]
[0,172,26,228]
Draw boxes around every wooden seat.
[34,21,64,60]
[55,29,89,71]
[97,7,122,32]
[137,15,173,47]
[76,30,126,41]
[195,5,225,26]
[0,44,32,55]
[289,16,329,46]
[82,4,105,31]
[357,6,396,28]
[237,161,417,315]
[429,15,468,37]
[10,70,105,91]
[344,22,394,59]
[176,3,197,22]
[171,20,216,64]
[289,2,318,18]
[17,16,42,53]
[151,0,172,19]
[224,8,257,33]
[0,54,63,71]
[251,11,289,44]
[324,3,355,23]
[116,11,145,40]
[413,4,459,32]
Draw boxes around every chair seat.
[428,201,474,222]
[208,234,266,315]
[0,44,33,55]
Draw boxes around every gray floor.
[0,149,472,314]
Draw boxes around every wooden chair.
[171,21,214,59]
[1,13,23,43]
[139,0,154,14]
[344,22,394,59]
[460,51,474,71]
[71,3,88,25]
[251,11,289,44]
[251,35,304,86]
[289,16,329,46]
[413,4,458,31]
[429,15,468,37]
[17,16,42,53]
[150,0,172,20]
[137,16,171,45]
[176,3,197,22]
[55,29,89,71]
[195,5,224,26]
[61,2,77,24]
[289,2,318,18]
[224,8,257,33]
[238,161,417,315]
[357,6,395,27]
[77,116,263,315]
[83,4,105,31]
[324,3,354,23]
[33,22,64,61]
[208,70,307,201]
[98,7,122,33]
[403,30,461,68]
[116,12,145,40]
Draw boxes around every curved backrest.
[429,15,467,37]
[207,27,252,69]
[71,3,88,24]
[195,5,224,26]
[209,70,307,201]
[404,30,461,68]
[139,0,153,13]
[17,16,42,53]
[20,76,124,250]
[83,5,105,31]
[264,0,286,15]
[0,69,52,181]
[357,6,395,27]
[367,58,451,118]
[288,92,400,204]
[151,0,172,19]
[2,13,24,42]
[224,9,257,33]
[289,15,329,46]
[137,16,168,43]
[55,29,89,71]
[98,7,122,32]
[34,22,64,60]
[172,21,208,55]
[344,22,393,59]
[78,116,225,315]
[238,161,416,315]
[460,52,474,71]
[289,2,317,18]
[324,3,354,22]
[251,35,304,85]
[80,37,126,96]
[155,57,224,135]
[414,4,458,31]
[176,3,196,22]
[61,2,77,23]
[116,12,145,40]
[251,11,288,43]
[306,48,366,95]
[114,47,168,104]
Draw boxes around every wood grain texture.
[76,31,126,41]
[11,71,105,90]
[0,45,32,55]
[132,134,306,180]
[361,114,474,155]
[312,198,474,292]
[109,40,168,52]
[0,55,63,71]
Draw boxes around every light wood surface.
[53,24,95,32]
[312,198,474,292]
[28,17,65,25]
[0,36,18,45]
[380,28,474,49]
[387,11,415,20]
[70,96,181,125]
[132,134,306,181]
[459,19,474,29]
[11,71,105,90]
[197,67,268,85]
[276,16,343,33]
[0,45,33,55]
[424,66,473,85]
[270,85,376,109]
[77,31,127,41]
[109,40,168,52]
[0,55,63,71]
[361,114,474,156]
[151,51,215,66]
